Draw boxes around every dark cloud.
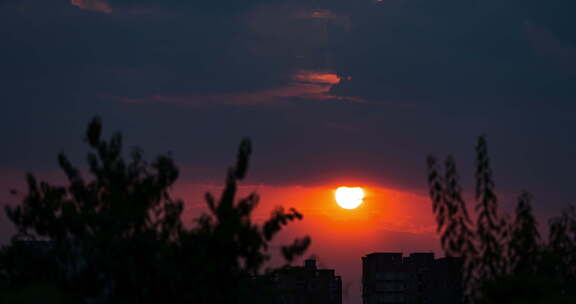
[72,0,280,14]
[328,0,576,106]
[71,0,112,13]
[522,0,576,45]
[1,0,576,223]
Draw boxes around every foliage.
[427,155,476,299]
[5,117,184,302]
[427,135,576,303]
[0,281,76,304]
[167,135,310,303]
[2,117,310,303]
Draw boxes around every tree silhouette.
[427,155,476,301]
[170,136,310,304]
[5,117,184,303]
[473,136,506,282]
[2,117,310,304]
[507,192,540,275]
[427,135,576,303]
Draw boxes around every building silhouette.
[362,252,462,304]
[273,259,342,304]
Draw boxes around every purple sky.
[2,0,576,303]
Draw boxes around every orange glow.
[166,179,439,304]
[113,70,362,105]
[293,71,341,85]
[335,186,365,209]
[172,182,436,240]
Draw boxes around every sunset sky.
[1,0,576,303]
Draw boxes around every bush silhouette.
[1,117,310,304]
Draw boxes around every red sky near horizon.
[0,172,440,303]
[172,181,441,301]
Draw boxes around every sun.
[335,186,365,210]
